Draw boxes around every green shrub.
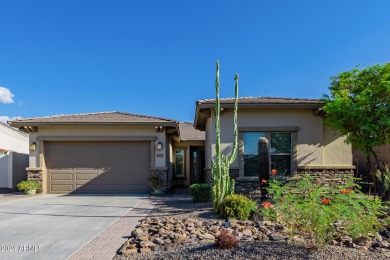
[221,194,257,221]
[267,175,385,248]
[17,180,40,191]
[189,184,212,203]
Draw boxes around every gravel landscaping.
[115,194,390,260]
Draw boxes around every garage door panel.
[75,173,99,180]
[50,173,73,181]
[51,185,73,192]
[45,141,150,194]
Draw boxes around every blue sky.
[1,1,389,123]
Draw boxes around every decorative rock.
[243,229,252,236]
[140,241,155,248]
[355,245,368,251]
[353,236,370,246]
[122,248,138,254]
[132,228,144,236]
[268,233,286,241]
[199,233,215,240]
[138,236,148,241]
[150,244,164,251]
[139,247,152,253]
[379,240,390,248]
[153,237,165,245]
[164,239,172,244]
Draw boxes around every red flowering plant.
[264,175,385,248]
[320,197,330,205]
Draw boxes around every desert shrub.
[189,184,212,203]
[268,175,385,248]
[215,230,238,249]
[221,194,257,220]
[16,180,40,191]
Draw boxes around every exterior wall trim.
[36,136,158,141]
[238,127,299,132]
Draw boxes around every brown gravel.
[115,193,390,260]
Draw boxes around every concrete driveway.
[0,194,147,260]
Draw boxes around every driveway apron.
[0,194,146,260]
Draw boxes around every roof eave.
[8,121,178,128]
[197,103,324,109]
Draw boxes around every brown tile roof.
[197,96,323,106]
[178,123,205,141]
[9,112,178,127]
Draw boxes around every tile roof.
[196,96,323,105]
[0,122,28,137]
[8,112,178,126]
[178,123,205,141]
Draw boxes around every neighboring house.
[8,97,356,194]
[0,122,29,154]
[0,122,29,188]
[194,97,355,193]
[8,112,202,194]
[353,145,390,177]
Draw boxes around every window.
[270,133,291,176]
[174,149,185,177]
[243,132,265,176]
[242,132,292,177]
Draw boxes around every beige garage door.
[45,141,150,194]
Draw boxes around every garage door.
[45,141,150,194]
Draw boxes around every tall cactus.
[212,61,239,212]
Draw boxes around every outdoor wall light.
[29,142,37,151]
[155,126,164,132]
[157,142,163,150]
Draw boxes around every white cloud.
[0,116,23,124]
[0,87,15,104]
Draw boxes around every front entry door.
[190,147,205,185]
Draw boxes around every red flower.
[262,201,273,208]
[270,169,277,176]
[341,189,353,194]
[321,197,330,205]
[261,179,267,184]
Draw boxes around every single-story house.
[8,112,203,194]
[8,97,355,194]
[0,122,29,188]
[194,97,355,193]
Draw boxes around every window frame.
[174,148,186,178]
[238,128,297,179]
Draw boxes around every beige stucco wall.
[0,124,29,154]
[28,125,169,170]
[353,144,390,175]
[323,125,352,166]
[204,108,353,172]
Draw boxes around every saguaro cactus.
[258,137,271,200]
[212,61,239,212]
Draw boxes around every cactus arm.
[229,74,239,164]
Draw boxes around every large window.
[242,132,292,177]
[174,149,185,177]
[243,132,265,176]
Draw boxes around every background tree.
[322,63,390,195]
